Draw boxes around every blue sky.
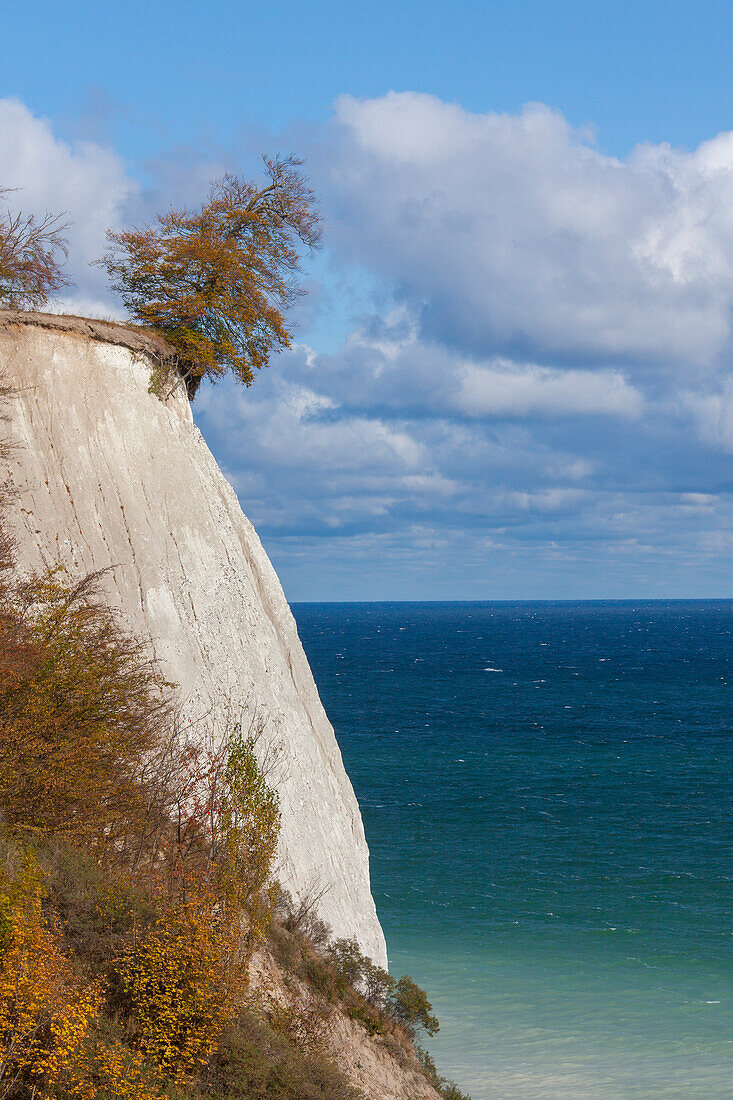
[3,1,733,599]
[5,1,733,158]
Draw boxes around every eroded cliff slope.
[0,311,387,967]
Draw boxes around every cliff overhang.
[0,308,176,362]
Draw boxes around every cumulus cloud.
[0,97,226,317]
[4,93,733,595]
[279,310,643,423]
[0,97,137,315]
[319,92,733,369]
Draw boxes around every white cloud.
[680,378,733,452]
[5,93,733,595]
[0,97,137,313]
[508,488,590,513]
[197,378,425,475]
[321,93,733,368]
[455,362,642,419]
[287,312,643,423]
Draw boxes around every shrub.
[86,1038,165,1100]
[327,939,364,992]
[415,1043,474,1100]
[0,849,100,1100]
[361,961,395,1010]
[266,923,303,977]
[43,843,159,970]
[387,975,439,1040]
[214,727,281,954]
[345,1000,383,1037]
[441,1084,473,1100]
[116,897,247,1083]
[205,1009,361,1100]
[0,569,170,848]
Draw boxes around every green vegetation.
[267,911,470,1098]
[207,1010,361,1100]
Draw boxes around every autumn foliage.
[0,852,99,1099]
[0,570,170,845]
[0,468,283,1096]
[101,156,321,397]
[117,899,247,1082]
[0,390,458,1098]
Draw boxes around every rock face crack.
[0,318,387,968]
[116,501,146,614]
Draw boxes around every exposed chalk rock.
[0,312,387,968]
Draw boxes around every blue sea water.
[291,601,733,1100]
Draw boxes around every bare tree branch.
[0,187,71,310]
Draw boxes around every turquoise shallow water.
[292,601,733,1100]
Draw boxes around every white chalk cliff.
[0,312,387,968]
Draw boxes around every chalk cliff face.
[0,312,387,968]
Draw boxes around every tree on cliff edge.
[0,187,70,309]
[101,155,321,398]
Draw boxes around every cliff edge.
[0,311,387,968]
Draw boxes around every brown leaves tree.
[0,569,171,849]
[0,189,70,310]
[101,156,321,398]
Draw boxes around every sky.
[3,1,733,599]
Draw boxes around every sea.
[291,601,733,1100]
